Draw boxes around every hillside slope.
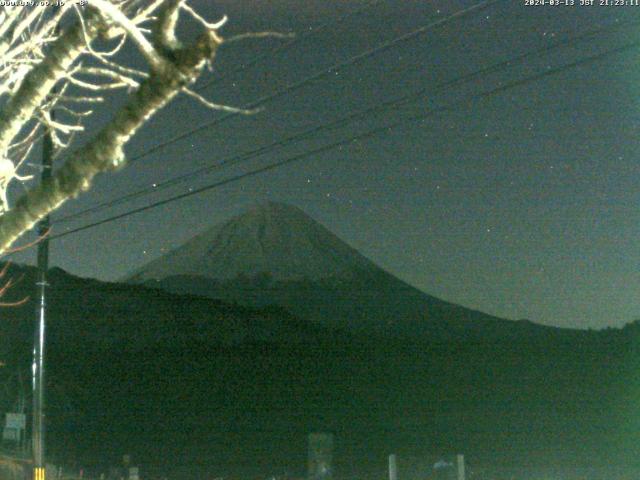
[0,264,635,478]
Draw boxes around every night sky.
[8,0,640,329]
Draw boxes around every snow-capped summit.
[127,201,377,283]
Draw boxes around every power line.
[126,0,500,164]
[49,39,640,241]
[53,17,638,226]
[194,0,385,94]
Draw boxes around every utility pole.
[32,9,60,480]
[32,104,54,480]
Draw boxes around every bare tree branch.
[0,1,262,255]
[0,23,224,253]
[0,12,101,155]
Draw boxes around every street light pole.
[32,107,54,480]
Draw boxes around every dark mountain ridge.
[0,263,637,479]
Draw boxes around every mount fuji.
[0,203,624,473]
[127,202,559,340]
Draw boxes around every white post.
[388,454,398,480]
[456,454,465,480]
[308,433,334,480]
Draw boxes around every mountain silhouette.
[128,202,567,340]
[0,203,626,476]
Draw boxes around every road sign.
[5,413,26,430]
